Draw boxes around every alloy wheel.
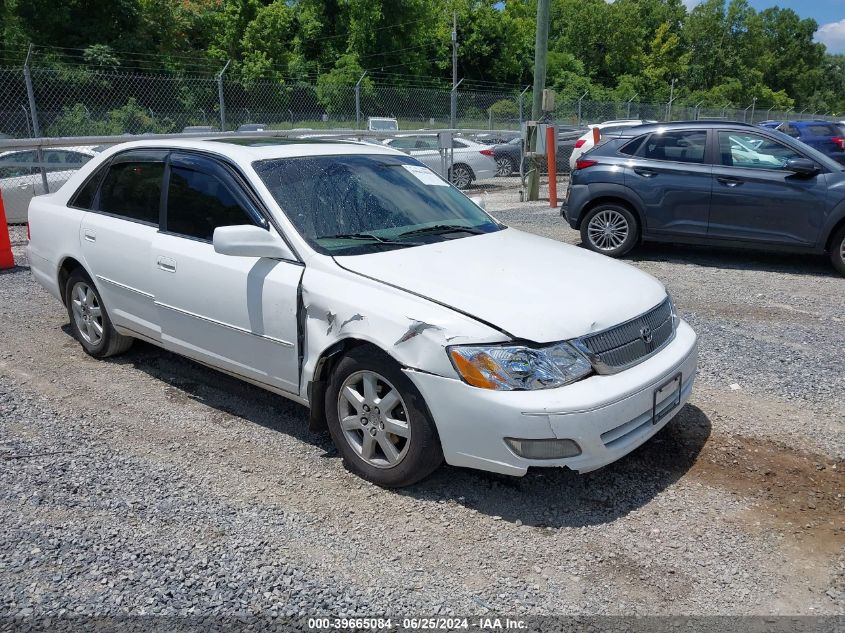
[337,370,411,469]
[587,209,630,252]
[70,282,104,346]
[450,166,472,188]
[495,157,514,177]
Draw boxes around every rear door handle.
[156,256,177,273]
[717,177,743,187]
[633,168,657,178]
[83,230,96,243]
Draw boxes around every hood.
[334,228,667,343]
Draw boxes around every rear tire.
[830,225,845,276]
[495,156,515,177]
[65,269,133,358]
[325,347,443,487]
[580,204,639,258]
[449,163,474,189]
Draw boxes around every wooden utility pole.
[527,0,550,201]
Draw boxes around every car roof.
[606,120,761,137]
[791,120,838,126]
[0,146,99,158]
[89,136,404,162]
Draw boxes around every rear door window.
[639,131,707,164]
[96,152,166,225]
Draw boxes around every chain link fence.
[3,64,839,141]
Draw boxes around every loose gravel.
[1,184,843,626]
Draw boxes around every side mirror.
[470,195,487,210]
[785,158,819,176]
[213,225,296,260]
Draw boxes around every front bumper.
[404,320,698,476]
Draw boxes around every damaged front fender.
[299,265,508,400]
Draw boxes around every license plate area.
[653,372,682,425]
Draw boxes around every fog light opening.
[504,437,582,459]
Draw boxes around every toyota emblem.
[640,325,654,344]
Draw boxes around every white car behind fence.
[383,135,497,188]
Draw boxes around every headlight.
[668,294,679,329]
[448,341,592,390]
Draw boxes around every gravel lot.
[1,176,843,625]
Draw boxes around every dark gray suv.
[563,121,845,275]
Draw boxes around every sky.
[680,0,845,53]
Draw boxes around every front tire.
[830,225,845,276]
[65,269,133,358]
[580,204,639,258]
[325,347,443,487]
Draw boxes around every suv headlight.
[448,341,592,391]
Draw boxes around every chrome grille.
[576,298,675,374]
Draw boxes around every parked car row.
[564,120,845,275]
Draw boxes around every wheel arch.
[306,337,396,433]
[57,256,90,306]
[580,196,643,239]
[824,215,845,253]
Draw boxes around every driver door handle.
[156,256,177,273]
[717,177,743,187]
[634,167,657,178]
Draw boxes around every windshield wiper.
[396,224,486,238]
[320,232,419,247]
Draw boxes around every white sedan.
[383,135,497,188]
[569,120,655,171]
[27,137,698,487]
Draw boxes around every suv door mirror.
[213,225,295,260]
[785,158,819,176]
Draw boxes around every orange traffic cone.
[0,190,15,270]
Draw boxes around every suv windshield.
[254,154,502,255]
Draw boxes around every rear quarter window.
[619,136,646,156]
[70,163,108,210]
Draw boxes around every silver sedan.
[1,147,99,223]
[383,135,497,188]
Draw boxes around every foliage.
[46,98,174,136]
[488,98,518,118]
[1,0,843,113]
